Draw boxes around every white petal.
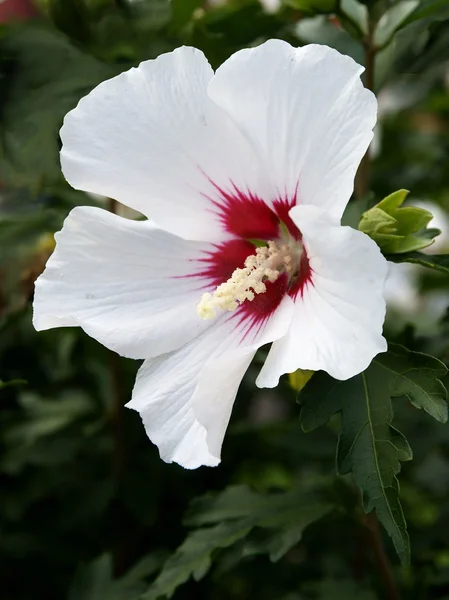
[61,46,266,242]
[208,40,377,219]
[33,206,215,359]
[257,205,387,385]
[127,296,294,469]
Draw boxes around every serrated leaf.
[301,344,448,560]
[142,521,253,600]
[374,1,420,48]
[300,357,414,564]
[261,503,331,562]
[146,485,333,598]
[68,552,164,600]
[185,485,265,526]
[387,251,449,275]
[375,343,448,422]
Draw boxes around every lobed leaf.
[68,553,164,600]
[142,521,253,599]
[145,484,333,598]
[300,344,448,563]
[376,343,448,423]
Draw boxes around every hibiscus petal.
[208,39,377,220]
[60,46,265,242]
[127,296,293,469]
[33,206,215,359]
[257,205,388,385]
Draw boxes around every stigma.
[197,240,300,320]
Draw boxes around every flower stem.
[354,17,377,200]
[364,512,401,600]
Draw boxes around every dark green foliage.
[300,344,447,564]
[68,553,165,600]
[0,25,115,189]
[145,484,333,599]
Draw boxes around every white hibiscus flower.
[33,40,388,469]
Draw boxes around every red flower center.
[194,183,313,336]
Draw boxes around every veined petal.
[33,206,215,359]
[60,46,266,242]
[257,205,388,385]
[127,296,293,469]
[208,40,377,220]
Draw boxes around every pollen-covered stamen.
[197,240,300,320]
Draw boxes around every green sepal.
[358,189,440,254]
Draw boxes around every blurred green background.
[1,1,449,599]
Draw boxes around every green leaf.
[401,0,449,26]
[375,343,448,423]
[283,0,336,14]
[0,25,114,189]
[69,553,164,600]
[4,392,93,446]
[185,485,264,525]
[295,15,363,63]
[0,379,27,391]
[127,0,172,31]
[170,0,202,30]
[0,209,63,258]
[145,485,333,598]
[359,189,439,254]
[143,521,253,600]
[68,554,113,600]
[374,0,420,48]
[47,0,91,42]
[300,344,448,562]
[300,358,413,564]
[339,0,369,36]
[387,251,449,275]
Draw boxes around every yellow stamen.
[197,240,294,320]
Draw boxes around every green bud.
[358,189,440,254]
[288,369,314,392]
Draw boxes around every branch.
[354,17,377,200]
[364,512,402,600]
